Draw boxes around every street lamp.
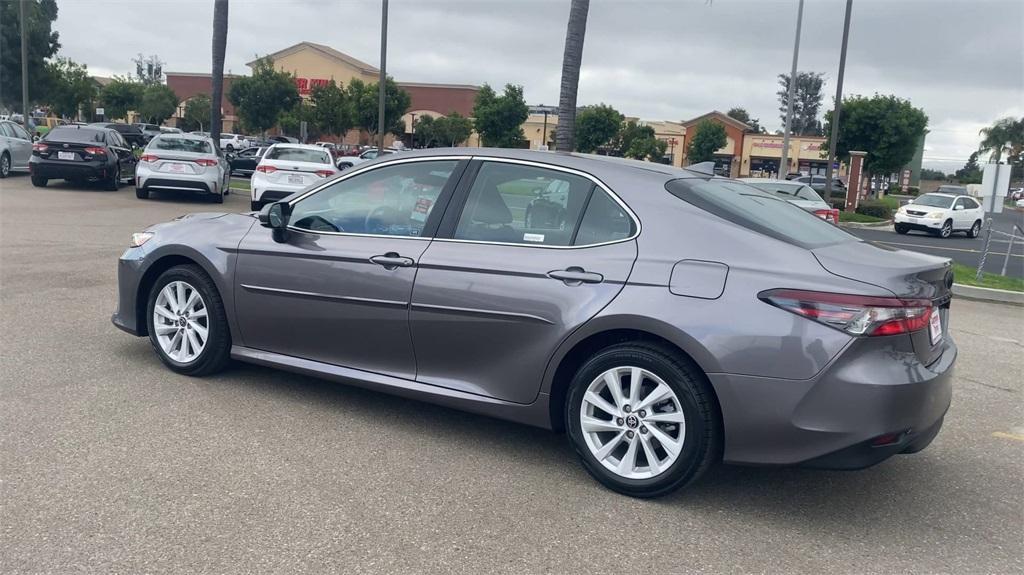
[825,0,854,198]
[779,0,805,179]
[410,112,417,148]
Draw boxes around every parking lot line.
[870,240,1024,259]
[991,431,1024,442]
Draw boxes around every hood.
[146,211,233,232]
[901,203,948,215]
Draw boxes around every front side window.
[0,122,13,138]
[954,198,965,209]
[963,197,980,209]
[289,160,458,237]
[9,122,30,140]
[265,146,331,164]
[453,162,594,246]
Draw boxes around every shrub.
[830,199,847,210]
[906,186,920,196]
[856,201,892,219]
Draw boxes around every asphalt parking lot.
[1,174,1022,574]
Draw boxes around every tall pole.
[825,0,853,198]
[778,0,804,179]
[542,110,549,149]
[20,0,30,128]
[377,0,388,152]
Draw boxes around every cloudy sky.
[55,0,1023,172]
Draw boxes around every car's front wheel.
[967,220,981,238]
[146,265,231,376]
[937,219,953,238]
[566,343,719,498]
[105,165,121,191]
[895,224,909,234]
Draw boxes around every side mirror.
[259,202,291,242]
[953,205,963,211]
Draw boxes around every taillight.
[194,158,218,167]
[139,154,159,163]
[32,143,48,153]
[315,169,335,178]
[759,289,933,337]
[84,146,107,156]
[813,209,841,225]
[256,165,277,173]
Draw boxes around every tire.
[937,219,953,238]
[225,144,234,152]
[211,190,224,204]
[31,174,47,187]
[566,342,720,498]
[145,265,231,376]
[0,153,10,178]
[895,224,909,235]
[135,187,149,199]
[251,200,262,212]
[105,164,121,191]
[967,220,981,239]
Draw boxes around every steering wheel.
[293,214,342,233]
[364,206,401,234]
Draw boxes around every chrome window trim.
[281,154,641,248]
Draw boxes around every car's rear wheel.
[146,265,231,376]
[135,186,149,199]
[895,224,909,234]
[566,343,719,498]
[0,153,10,178]
[967,220,981,238]
[31,174,47,187]
[105,165,121,191]
[937,219,953,238]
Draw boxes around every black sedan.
[228,146,267,176]
[29,126,137,190]
[89,123,146,147]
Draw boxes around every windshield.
[45,128,105,143]
[666,178,855,249]
[745,181,823,202]
[265,147,331,164]
[151,137,212,154]
[913,194,955,208]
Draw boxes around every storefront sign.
[751,139,784,150]
[295,77,332,95]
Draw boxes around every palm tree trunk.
[555,0,590,152]
[210,0,229,150]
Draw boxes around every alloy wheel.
[0,154,9,177]
[940,221,952,238]
[970,222,980,238]
[152,281,209,363]
[579,366,686,479]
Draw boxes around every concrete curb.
[952,283,1024,306]
[839,219,893,229]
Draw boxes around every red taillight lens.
[139,154,159,163]
[32,143,48,152]
[759,289,933,337]
[813,209,839,224]
[315,169,335,178]
[194,158,218,167]
[84,146,106,156]
[256,165,277,173]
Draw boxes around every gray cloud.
[55,0,1023,172]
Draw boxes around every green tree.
[137,84,178,125]
[611,120,655,157]
[686,120,727,163]
[278,103,321,142]
[472,83,529,148]
[727,106,765,133]
[182,94,211,132]
[413,113,474,148]
[919,168,948,181]
[574,104,622,153]
[210,0,228,145]
[229,57,300,134]
[132,53,165,86]
[955,152,982,184]
[309,80,353,139]
[347,77,411,139]
[626,136,668,162]
[777,71,825,136]
[100,78,144,121]
[555,0,590,151]
[44,57,94,119]
[0,0,60,110]
[821,94,928,178]
[978,116,1024,164]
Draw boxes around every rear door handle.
[370,252,414,270]
[548,267,603,285]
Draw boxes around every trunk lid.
[812,240,953,366]
[262,159,333,186]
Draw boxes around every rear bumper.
[140,176,216,195]
[709,335,956,468]
[29,158,110,179]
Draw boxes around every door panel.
[235,230,428,379]
[410,240,636,403]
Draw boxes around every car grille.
[907,210,928,216]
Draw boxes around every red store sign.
[295,77,331,95]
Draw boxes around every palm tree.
[978,117,1020,163]
[555,0,590,152]
[210,0,229,149]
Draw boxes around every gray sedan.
[112,149,956,498]
[0,119,34,178]
[135,133,230,203]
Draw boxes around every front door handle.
[547,266,603,285]
[370,252,414,270]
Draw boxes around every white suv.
[219,133,250,151]
[250,144,338,211]
[894,193,984,238]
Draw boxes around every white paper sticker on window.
[523,233,545,243]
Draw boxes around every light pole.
[778,0,805,179]
[825,0,854,198]
[377,0,388,152]
[20,0,30,129]
[541,108,550,150]
[410,112,416,148]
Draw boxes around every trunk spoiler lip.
[810,243,954,306]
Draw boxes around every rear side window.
[963,197,980,209]
[575,189,635,245]
[265,147,330,164]
[45,128,106,143]
[151,137,212,154]
[666,178,855,249]
[0,123,13,137]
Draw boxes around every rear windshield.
[151,137,212,154]
[913,194,955,208]
[666,178,856,249]
[45,128,106,143]
[264,147,330,164]
[744,181,823,202]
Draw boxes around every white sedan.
[219,133,250,151]
[250,144,338,211]
[894,193,984,238]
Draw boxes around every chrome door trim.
[240,284,408,308]
[411,302,555,325]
